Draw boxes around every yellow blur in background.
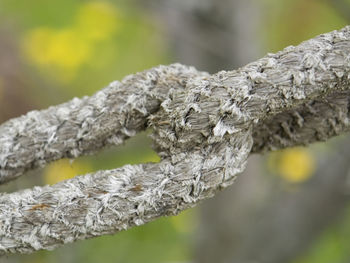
[24,2,120,81]
[268,147,315,183]
[44,159,91,185]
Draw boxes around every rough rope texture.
[0,26,350,255]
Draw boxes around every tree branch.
[0,26,350,255]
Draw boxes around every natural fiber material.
[0,26,350,255]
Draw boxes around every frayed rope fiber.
[1,26,350,254]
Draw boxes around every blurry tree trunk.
[198,136,350,263]
[148,1,350,263]
[0,28,37,123]
[151,0,260,73]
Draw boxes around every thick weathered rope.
[0,26,350,255]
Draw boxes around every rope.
[0,26,350,254]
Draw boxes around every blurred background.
[0,0,350,262]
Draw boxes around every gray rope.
[0,26,350,255]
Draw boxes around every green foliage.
[261,0,347,52]
[74,214,194,263]
[294,206,350,263]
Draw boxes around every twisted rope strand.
[0,26,350,254]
